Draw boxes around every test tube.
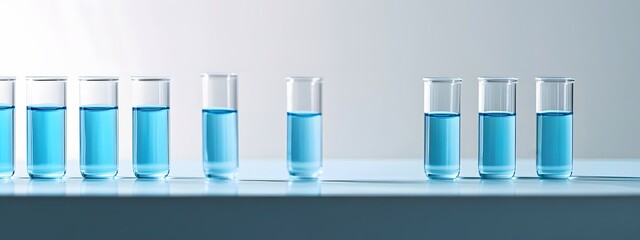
[423,77,462,179]
[0,77,15,178]
[536,77,574,178]
[478,77,517,179]
[27,76,67,179]
[132,77,170,178]
[201,73,239,179]
[79,77,119,178]
[287,76,322,179]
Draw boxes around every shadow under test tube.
[202,73,239,179]
[79,77,119,179]
[132,77,170,178]
[287,77,323,179]
[423,77,462,179]
[27,76,67,179]
[0,77,15,178]
[478,77,517,179]
[536,77,574,179]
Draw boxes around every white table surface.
[2,159,640,196]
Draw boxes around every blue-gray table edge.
[0,195,637,239]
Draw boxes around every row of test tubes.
[0,75,571,180]
[0,74,322,180]
[424,77,574,179]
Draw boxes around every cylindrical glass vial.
[423,77,462,179]
[79,77,118,179]
[27,76,67,179]
[536,77,574,179]
[0,77,15,178]
[132,77,170,178]
[478,77,517,179]
[287,76,322,179]
[202,73,239,179]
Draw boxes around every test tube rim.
[478,77,518,83]
[131,76,170,82]
[201,72,238,78]
[0,76,16,81]
[26,76,67,81]
[535,77,575,82]
[79,76,119,81]
[286,76,323,82]
[422,77,462,83]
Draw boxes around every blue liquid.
[0,106,14,178]
[424,113,460,179]
[478,112,516,179]
[202,109,238,179]
[537,111,573,178]
[27,105,66,179]
[80,106,118,178]
[133,106,169,178]
[287,112,322,178]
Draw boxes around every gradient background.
[0,0,638,163]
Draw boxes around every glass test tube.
[202,73,239,179]
[27,76,67,179]
[79,77,119,178]
[287,77,323,179]
[478,77,517,179]
[132,77,170,178]
[536,77,574,178]
[423,77,462,179]
[0,77,15,178]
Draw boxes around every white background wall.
[0,0,639,163]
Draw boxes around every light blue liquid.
[133,106,169,178]
[478,112,516,179]
[424,113,460,179]
[27,105,66,179]
[0,106,14,178]
[287,112,322,178]
[80,106,118,178]
[202,109,238,179]
[537,111,573,178]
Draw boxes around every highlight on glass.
[0,77,15,178]
[79,76,119,179]
[131,77,170,178]
[423,77,462,179]
[27,76,67,179]
[536,77,574,179]
[286,76,323,179]
[478,77,517,179]
[201,73,239,179]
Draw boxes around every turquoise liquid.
[0,105,14,178]
[287,112,322,178]
[202,109,238,179]
[80,106,118,178]
[478,112,516,179]
[537,111,573,178]
[133,106,169,178]
[424,113,460,179]
[27,105,66,179]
